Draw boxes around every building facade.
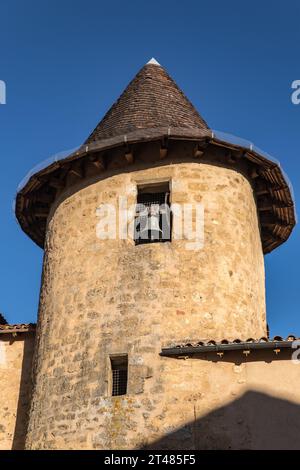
[1,59,298,449]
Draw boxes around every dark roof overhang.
[15,127,296,253]
[160,336,300,357]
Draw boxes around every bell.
[139,204,162,238]
[148,214,162,233]
[139,214,162,234]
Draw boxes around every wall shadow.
[143,390,300,450]
[11,333,35,450]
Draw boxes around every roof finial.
[147,58,161,66]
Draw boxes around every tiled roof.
[0,323,36,334]
[161,336,300,356]
[85,61,209,143]
[15,63,296,253]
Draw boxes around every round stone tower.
[16,59,295,449]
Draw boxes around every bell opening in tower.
[134,182,172,245]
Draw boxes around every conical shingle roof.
[15,60,295,253]
[85,59,209,143]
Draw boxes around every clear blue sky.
[0,0,299,336]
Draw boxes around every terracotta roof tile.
[0,323,36,334]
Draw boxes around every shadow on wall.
[143,390,300,450]
[11,334,34,450]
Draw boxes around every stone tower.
[16,59,295,449]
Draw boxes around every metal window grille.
[135,191,171,245]
[111,356,128,396]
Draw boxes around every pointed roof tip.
[146,57,161,66]
[85,59,209,143]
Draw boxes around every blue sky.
[0,0,299,336]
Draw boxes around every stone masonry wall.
[0,333,34,449]
[26,156,267,449]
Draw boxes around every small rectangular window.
[110,355,128,396]
[134,182,171,245]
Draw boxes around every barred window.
[134,182,171,245]
[110,355,128,396]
